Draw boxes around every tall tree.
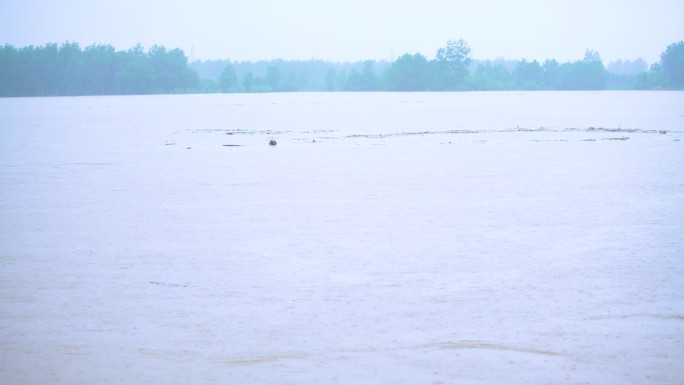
[556,50,608,90]
[435,39,472,90]
[579,49,608,89]
[660,41,684,87]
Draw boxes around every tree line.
[1,39,683,97]
[0,42,199,96]
[191,59,391,93]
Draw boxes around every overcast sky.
[1,0,682,64]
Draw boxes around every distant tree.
[579,49,609,89]
[542,59,561,89]
[81,43,117,94]
[325,68,337,91]
[0,44,17,96]
[281,69,300,92]
[146,45,198,93]
[325,68,349,91]
[189,59,231,81]
[384,53,432,91]
[555,50,608,90]
[470,61,511,90]
[266,64,281,91]
[114,44,152,94]
[345,60,381,91]
[604,58,647,89]
[187,58,390,92]
[607,58,648,76]
[660,41,684,87]
[435,38,472,89]
[0,42,195,96]
[55,41,83,95]
[3,40,676,95]
[35,43,60,95]
[218,62,238,92]
[242,71,255,92]
[345,69,364,91]
[634,62,665,89]
[512,59,543,89]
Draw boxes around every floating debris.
[580,127,651,133]
[150,281,187,288]
[511,126,545,132]
[269,139,277,146]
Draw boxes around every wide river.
[1,91,683,385]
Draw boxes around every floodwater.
[1,91,683,385]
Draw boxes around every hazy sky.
[1,0,682,64]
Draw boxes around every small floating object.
[269,139,277,146]
[186,146,192,149]
[150,281,187,288]
[222,144,243,147]
[165,141,175,145]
